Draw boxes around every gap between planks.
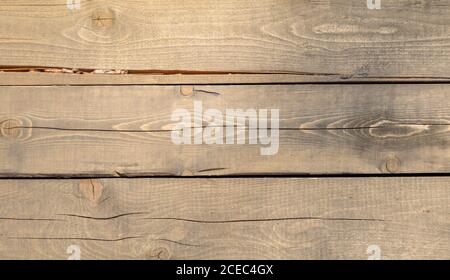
[1,72,450,86]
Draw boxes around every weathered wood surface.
[0,177,449,260]
[0,0,449,81]
[1,0,449,263]
[1,84,450,176]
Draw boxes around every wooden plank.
[0,0,450,81]
[0,177,449,260]
[1,84,450,176]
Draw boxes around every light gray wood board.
[0,0,449,80]
[0,177,449,259]
[1,84,450,176]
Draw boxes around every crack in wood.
[58,212,147,220]
[4,234,199,247]
[197,168,229,173]
[155,238,202,247]
[141,216,387,223]
[0,65,343,76]
[55,213,386,223]
[2,122,447,133]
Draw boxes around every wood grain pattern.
[0,0,450,81]
[1,84,450,176]
[2,0,450,262]
[0,177,449,260]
